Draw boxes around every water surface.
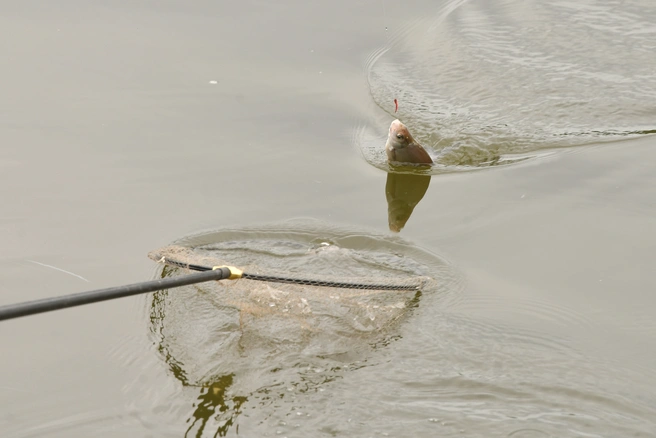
[1,0,655,437]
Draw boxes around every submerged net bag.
[149,244,430,331]
[147,221,445,386]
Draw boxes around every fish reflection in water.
[385,171,431,232]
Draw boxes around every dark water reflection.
[185,375,245,438]
[385,170,432,232]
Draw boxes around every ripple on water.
[364,0,656,171]
[345,305,656,437]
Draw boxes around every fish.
[385,119,433,165]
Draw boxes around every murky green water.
[1,0,655,437]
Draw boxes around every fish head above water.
[386,119,433,165]
[387,119,414,150]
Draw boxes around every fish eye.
[396,133,404,139]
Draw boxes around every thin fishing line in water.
[26,260,90,282]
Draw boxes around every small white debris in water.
[269,302,276,307]
[521,194,526,198]
[296,412,303,416]
[319,71,322,74]
[309,49,314,53]
[209,80,218,84]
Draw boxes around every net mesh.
[148,245,434,330]
[145,224,448,386]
